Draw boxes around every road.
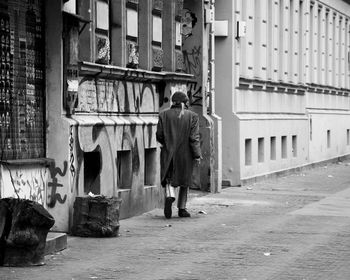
[1,161,350,280]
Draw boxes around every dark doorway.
[84,149,102,195]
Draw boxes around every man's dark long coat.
[156,105,202,188]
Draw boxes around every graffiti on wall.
[1,166,47,204]
[183,46,211,112]
[68,78,159,194]
[182,9,198,41]
[73,120,157,194]
[76,79,157,114]
[122,125,140,174]
[183,46,203,107]
[187,81,202,107]
[183,46,202,76]
[47,161,68,208]
[69,125,76,180]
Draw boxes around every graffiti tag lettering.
[77,79,157,114]
[47,161,68,208]
[187,81,202,107]
[183,46,202,76]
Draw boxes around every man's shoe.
[164,197,174,219]
[178,208,191,218]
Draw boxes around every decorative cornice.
[238,77,350,96]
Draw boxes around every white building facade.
[215,0,350,186]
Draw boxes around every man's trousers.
[165,185,188,209]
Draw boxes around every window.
[95,0,110,64]
[258,137,264,162]
[270,136,276,160]
[144,148,157,185]
[117,150,132,189]
[153,15,162,44]
[245,139,252,165]
[126,1,139,68]
[347,129,350,145]
[174,0,184,71]
[281,136,287,158]
[175,21,182,47]
[77,0,110,63]
[240,0,350,87]
[96,1,109,30]
[327,129,331,148]
[63,0,76,13]
[292,135,297,157]
[310,116,313,140]
[126,8,138,38]
[151,1,164,71]
[78,0,182,71]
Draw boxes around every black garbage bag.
[0,198,55,266]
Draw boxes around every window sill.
[0,158,54,167]
[79,61,195,82]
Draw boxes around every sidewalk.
[1,160,350,280]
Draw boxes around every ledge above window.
[79,61,195,83]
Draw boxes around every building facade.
[215,0,350,186]
[0,0,220,232]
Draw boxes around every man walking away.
[156,91,202,219]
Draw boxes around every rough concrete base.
[118,185,163,220]
[45,232,67,256]
[241,154,350,187]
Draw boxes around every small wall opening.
[327,130,331,148]
[117,150,132,189]
[270,136,276,160]
[309,117,312,141]
[245,139,252,166]
[144,148,157,185]
[292,135,297,157]
[281,136,287,159]
[258,137,264,163]
[347,129,350,146]
[84,150,102,195]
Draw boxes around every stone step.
[45,232,67,256]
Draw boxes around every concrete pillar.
[46,0,72,232]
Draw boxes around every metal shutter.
[0,0,45,160]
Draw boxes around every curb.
[45,232,67,256]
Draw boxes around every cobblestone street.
[1,161,350,280]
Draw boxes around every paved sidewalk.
[1,160,350,280]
